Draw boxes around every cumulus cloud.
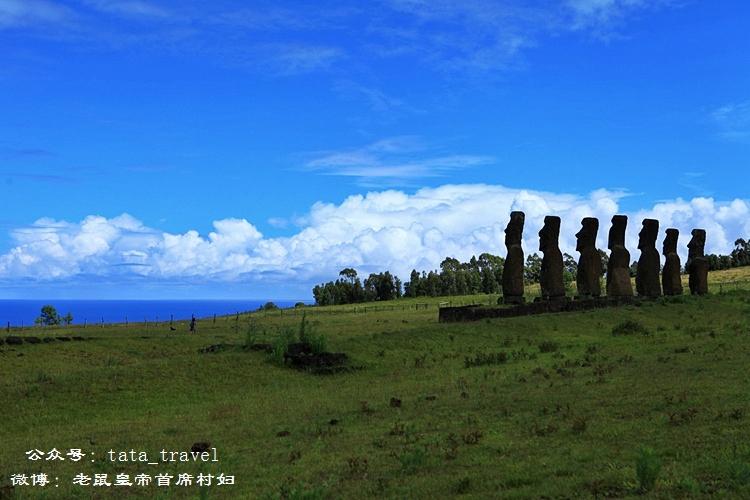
[1,184,748,291]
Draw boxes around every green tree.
[339,268,358,282]
[478,253,503,294]
[563,253,578,275]
[405,269,421,297]
[731,238,749,267]
[36,305,61,326]
[425,271,441,297]
[524,253,542,284]
[598,249,609,277]
[62,312,74,326]
[629,261,638,277]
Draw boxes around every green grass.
[2,268,750,498]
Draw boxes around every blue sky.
[0,0,748,299]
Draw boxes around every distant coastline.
[0,299,309,327]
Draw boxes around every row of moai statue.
[501,211,709,304]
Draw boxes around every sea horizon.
[0,298,310,327]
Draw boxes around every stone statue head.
[638,219,659,250]
[576,217,599,252]
[688,229,706,259]
[662,228,679,256]
[538,215,561,252]
[608,215,628,250]
[505,211,525,246]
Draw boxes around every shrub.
[571,416,588,434]
[298,313,327,354]
[298,313,310,343]
[244,320,264,348]
[454,476,471,494]
[308,334,327,355]
[62,312,73,326]
[635,446,662,493]
[271,327,296,365]
[612,320,651,336]
[464,352,508,368]
[260,302,279,311]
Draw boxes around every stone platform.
[438,296,645,323]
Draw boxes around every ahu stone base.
[438,296,643,323]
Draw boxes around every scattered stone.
[539,215,566,300]
[56,336,72,342]
[24,336,41,344]
[501,211,526,304]
[636,218,662,298]
[329,418,340,426]
[424,395,437,401]
[6,336,23,345]
[276,430,290,437]
[687,229,709,295]
[662,228,683,296]
[606,215,634,297]
[282,342,351,374]
[285,342,313,357]
[72,336,85,341]
[42,337,55,343]
[390,397,402,408]
[285,349,350,374]
[576,217,602,298]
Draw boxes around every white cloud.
[0,1,679,79]
[1,184,748,292]
[84,0,171,19]
[305,137,493,185]
[0,0,71,29]
[711,101,750,142]
[260,44,345,75]
[567,0,644,25]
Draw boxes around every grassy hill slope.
[2,268,750,498]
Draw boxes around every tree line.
[312,252,598,305]
[312,237,749,306]
[705,238,750,271]
[312,268,402,306]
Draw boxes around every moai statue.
[501,211,525,304]
[687,229,709,295]
[606,215,634,297]
[636,219,662,298]
[576,217,602,298]
[538,216,566,300]
[661,228,683,296]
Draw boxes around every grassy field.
[2,268,750,499]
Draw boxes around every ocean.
[0,299,307,327]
